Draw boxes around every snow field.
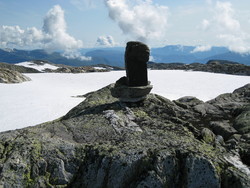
[0,70,249,132]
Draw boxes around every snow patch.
[93,67,107,70]
[16,61,59,72]
[0,70,249,132]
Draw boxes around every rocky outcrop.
[0,84,249,187]
[50,66,109,73]
[148,60,250,76]
[0,62,40,73]
[48,64,122,73]
[0,68,31,83]
[1,61,119,74]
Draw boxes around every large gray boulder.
[0,68,31,83]
[0,84,249,187]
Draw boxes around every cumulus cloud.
[105,0,169,42]
[96,35,116,47]
[191,45,212,53]
[218,34,250,53]
[201,2,241,33]
[214,2,250,53]
[0,26,44,48]
[200,1,250,54]
[42,5,83,51]
[215,2,240,31]
[63,50,92,61]
[0,5,89,60]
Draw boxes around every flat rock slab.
[111,83,153,102]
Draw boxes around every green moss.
[214,162,224,175]
[198,142,215,154]
[44,172,53,186]
[31,139,42,159]
[21,140,43,187]
[134,110,149,118]
[23,169,34,187]
[0,143,4,154]
[88,99,107,106]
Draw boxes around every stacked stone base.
[111,77,153,102]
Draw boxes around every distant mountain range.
[0,48,93,67]
[151,45,250,65]
[0,45,249,66]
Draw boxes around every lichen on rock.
[0,84,249,187]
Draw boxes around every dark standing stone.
[111,41,152,102]
[125,41,150,86]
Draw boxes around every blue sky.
[0,0,250,54]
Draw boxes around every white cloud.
[63,50,92,61]
[0,5,89,60]
[96,35,116,47]
[191,45,212,53]
[0,26,44,48]
[218,34,250,54]
[42,5,83,51]
[105,0,169,42]
[201,1,241,32]
[215,1,240,32]
[199,1,250,54]
[214,2,250,53]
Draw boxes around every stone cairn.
[111,41,153,102]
